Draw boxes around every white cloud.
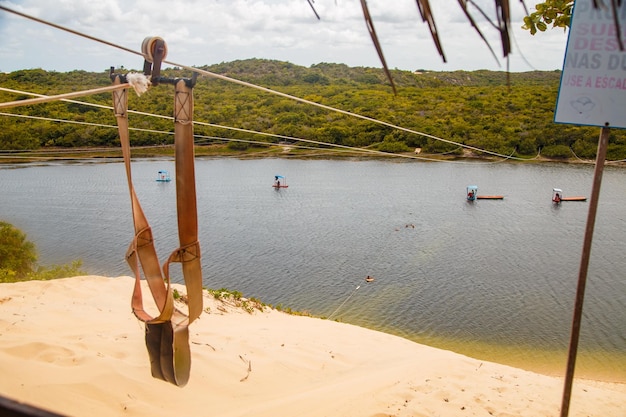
[0,0,568,73]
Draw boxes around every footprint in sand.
[4,342,82,366]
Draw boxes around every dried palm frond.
[518,0,529,16]
[303,0,625,93]
[459,0,501,66]
[416,0,447,62]
[359,0,397,94]
[306,0,320,20]
[495,0,512,57]
[609,0,624,50]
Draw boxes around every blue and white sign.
[554,1,626,129]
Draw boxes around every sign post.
[554,2,625,416]
[559,125,608,417]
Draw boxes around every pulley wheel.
[141,36,168,63]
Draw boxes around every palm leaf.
[359,0,397,94]
[495,0,512,57]
[306,0,320,20]
[609,0,625,50]
[416,0,447,62]
[459,0,501,66]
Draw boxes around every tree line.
[1,59,625,161]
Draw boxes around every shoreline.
[321,313,626,385]
[1,276,625,417]
[404,334,626,385]
[0,144,623,167]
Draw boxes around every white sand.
[0,276,624,417]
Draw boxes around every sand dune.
[0,276,624,417]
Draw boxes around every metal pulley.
[141,36,167,86]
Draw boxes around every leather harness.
[111,42,203,386]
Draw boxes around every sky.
[0,0,569,74]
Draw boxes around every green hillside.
[0,60,624,162]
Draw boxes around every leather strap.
[112,77,170,321]
[164,79,203,325]
[111,75,202,387]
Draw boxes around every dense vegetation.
[0,221,84,283]
[1,59,625,161]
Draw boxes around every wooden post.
[560,125,610,417]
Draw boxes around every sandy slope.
[0,276,624,417]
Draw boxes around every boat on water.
[156,170,171,182]
[552,188,586,203]
[466,185,503,201]
[273,175,288,188]
[466,185,478,201]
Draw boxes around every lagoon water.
[1,157,625,381]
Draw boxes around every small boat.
[467,185,503,201]
[466,185,478,201]
[273,175,288,188]
[156,170,171,182]
[365,276,375,282]
[552,188,586,203]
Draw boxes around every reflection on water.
[1,158,625,381]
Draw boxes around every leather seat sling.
[111,75,202,387]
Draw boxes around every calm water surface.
[1,158,625,381]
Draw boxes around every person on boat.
[468,190,475,199]
[554,193,561,203]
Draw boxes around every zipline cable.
[0,87,512,164]
[0,84,130,108]
[0,111,404,158]
[0,87,436,161]
[0,111,385,159]
[0,4,526,161]
[328,218,415,322]
[3,87,623,165]
[327,284,361,321]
